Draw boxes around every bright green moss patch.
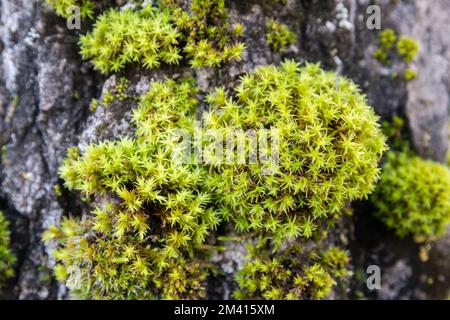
[80,7,182,73]
[78,1,244,73]
[45,0,97,19]
[265,19,296,53]
[397,36,420,64]
[0,212,15,285]
[403,68,417,81]
[163,0,245,67]
[372,151,450,238]
[101,77,130,107]
[202,61,387,243]
[373,29,420,81]
[46,61,386,299]
[234,240,350,300]
[373,29,396,64]
[45,78,219,299]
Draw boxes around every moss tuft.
[45,0,97,19]
[45,61,387,299]
[77,1,244,73]
[372,151,450,238]
[45,78,219,299]
[234,239,350,300]
[397,36,420,64]
[373,28,420,81]
[265,19,296,53]
[79,7,182,73]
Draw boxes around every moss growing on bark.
[76,0,244,73]
[0,212,15,285]
[45,61,387,299]
[372,151,450,238]
[44,78,219,299]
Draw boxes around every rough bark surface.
[0,0,448,299]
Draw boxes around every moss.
[45,61,387,299]
[265,19,296,53]
[78,1,244,73]
[0,212,16,286]
[79,7,182,73]
[373,28,420,80]
[54,184,63,197]
[397,36,420,64]
[381,116,410,150]
[45,0,97,19]
[100,77,129,107]
[44,78,218,299]
[447,149,450,167]
[403,68,417,81]
[372,150,450,238]
[163,0,245,67]
[89,98,99,112]
[373,29,397,64]
[202,61,387,244]
[234,239,350,300]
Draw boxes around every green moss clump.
[79,1,244,73]
[80,7,182,73]
[101,77,130,107]
[45,61,386,299]
[373,29,397,64]
[373,28,395,64]
[45,78,219,299]
[265,19,296,53]
[45,0,97,19]
[0,212,15,285]
[397,36,420,63]
[373,29,420,81]
[372,151,450,238]
[203,61,387,243]
[234,240,350,300]
[163,0,245,67]
[403,68,417,81]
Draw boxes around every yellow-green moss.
[234,239,350,300]
[77,1,244,73]
[45,61,387,299]
[373,29,420,81]
[372,151,450,238]
[45,78,219,299]
[397,36,420,64]
[202,61,387,244]
[265,19,296,53]
[0,212,15,285]
[45,0,97,19]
